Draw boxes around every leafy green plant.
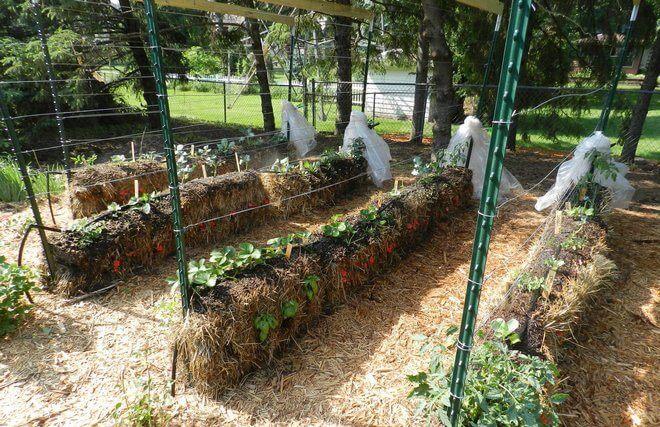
[127,192,158,215]
[519,272,546,292]
[254,313,278,342]
[270,157,294,174]
[266,231,310,253]
[139,151,163,162]
[71,153,97,166]
[321,214,356,242]
[302,275,320,301]
[359,205,391,235]
[301,160,320,174]
[565,205,594,221]
[347,137,366,158]
[110,154,127,163]
[320,148,349,166]
[544,257,565,271]
[281,300,299,319]
[560,233,588,251]
[0,256,37,336]
[112,375,170,426]
[408,319,566,426]
[70,219,105,247]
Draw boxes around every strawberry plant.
[71,219,105,247]
[544,257,565,271]
[519,272,546,292]
[270,157,294,174]
[359,205,392,235]
[127,192,158,215]
[560,233,588,251]
[409,319,566,426]
[266,231,310,254]
[254,313,278,342]
[321,214,356,243]
[301,275,319,301]
[281,300,299,319]
[0,256,37,336]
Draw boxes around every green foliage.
[0,256,37,336]
[321,214,356,242]
[70,219,104,247]
[565,205,595,221]
[254,313,278,342]
[544,257,566,271]
[301,160,320,174]
[270,157,294,174]
[347,137,366,159]
[71,153,98,166]
[183,46,223,76]
[302,275,320,301]
[359,205,391,235]
[560,232,588,251]
[112,375,170,426]
[266,231,310,252]
[320,148,350,166]
[0,157,64,203]
[281,300,299,319]
[125,192,158,215]
[408,319,565,426]
[519,272,546,293]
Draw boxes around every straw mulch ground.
[0,144,657,425]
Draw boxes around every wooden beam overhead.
[456,0,504,15]
[136,0,296,26]
[256,0,374,21]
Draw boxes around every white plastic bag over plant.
[535,131,634,211]
[443,116,522,199]
[281,100,317,157]
[342,111,392,187]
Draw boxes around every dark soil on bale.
[179,168,472,396]
[494,216,609,358]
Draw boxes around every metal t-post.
[596,0,640,133]
[223,81,227,123]
[311,79,317,128]
[143,0,190,314]
[361,16,375,112]
[32,0,72,185]
[0,95,56,277]
[447,1,533,425]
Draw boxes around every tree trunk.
[621,30,659,164]
[410,12,430,144]
[423,0,456,150]
[246,17,276,132]
[118,0,160,129]
[334,0,353,135]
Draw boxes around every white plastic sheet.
[535,131,634,211]
[281,100,317,157]
[342,111,392,187]
[443,116,522,199]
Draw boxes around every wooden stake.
[202,164,208,179]
[134,179,140,198]
[394,179,399,193]
[234,151,241,172]
[131,140,136,162]
[554,210,562,235]
[285,243,293,259]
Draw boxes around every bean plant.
[408,319,567,426]
[301,275,320,301]
[0,256,37,336]
[254,313,278,342]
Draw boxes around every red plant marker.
[113,259,121,273]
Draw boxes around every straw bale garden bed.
[494,207,616,361]
[51,151,367,295]
[175,167,472,396]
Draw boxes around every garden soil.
[0,141,657,426]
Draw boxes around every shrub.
[409,319,566,426]
[0,256,37,336]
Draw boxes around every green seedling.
[254,313,278,342]
[281,300,299,319]
[302,275,319,301]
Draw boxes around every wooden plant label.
[394,179,399,193]
[554,210,562,235]
[134,179,140,198]
[544,269,557,299]
[234,151,241,172]
[202,164,208,179]
[131,139,136,162]
[285,243,293,259]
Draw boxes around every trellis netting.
[342,111,392,187]
[442,116,522,199]
[536,131,635,211]
[281,100,317,157]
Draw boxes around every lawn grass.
[116,85,658,161]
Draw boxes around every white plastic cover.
[535,131,635,211]
[342,111,393,187]
[281,100,317,157]
[443,116,522,199]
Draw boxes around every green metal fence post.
[447,1,533,425]
[596,0,640,133]
[143,0,191,315]
[0,95,56,277]
[303,77,309,119]
[32,0,72,185]
[361,16,375,112]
